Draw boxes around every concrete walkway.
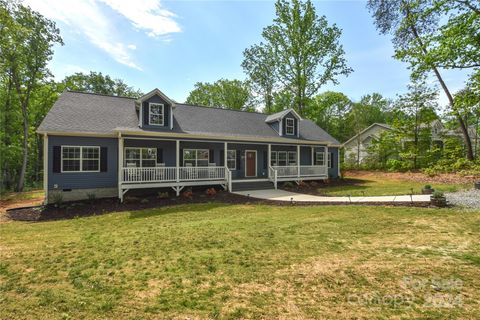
[233,189,431,204]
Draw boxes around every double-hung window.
[270,151,278,166]
[227,150,236,170]
[288,152,297,165]
[125,147,157,167]
[149,103,164,126]
[315,152,325,166]
[62,146,100,172]
[285,118,295,135]
[183,149,209,167]
[278,151,287,166]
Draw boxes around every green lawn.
[1,203,479,319]
[321,176,468,196]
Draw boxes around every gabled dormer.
[136,88,175,130]
[265,108,301,138]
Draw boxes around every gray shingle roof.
[38,91,339,144]
[265,109,293,123]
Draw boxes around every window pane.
[63,159,80,171]
[125,160,140,167]
[197,150,209,160]
[288,152,296,165]
[82,159,99,171]
[82,147,99,159]
[197,160,209,167]
[142,148,156,160]
[142,160,156,167]
[227,159,236,170]
[278,152,287,166]
[126,149,140,159]
[183,150,195,160]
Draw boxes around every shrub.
[182,189,193,199]
[51,192,63,208]
[431,191,444,199]
[283,182,294,188]
[205,188,217,197]
[86,192,96,203]
[297,181,308,189]
[157,191,170,199]
[424,184,432,189]
[124,196,141,203]
[140,198,149,204]
[309,181,319,188]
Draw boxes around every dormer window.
[285,118,295,135]
[149,103,164,126]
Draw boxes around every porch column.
[118,134,124,201]
[297,145,300,177]
[325,145,329,177]
[43,133,48,205]
[311,146,314,165]
[176,140,180,183]
[267,144,271,178]
[224,142,228,167]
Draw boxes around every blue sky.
[25,0,467,107]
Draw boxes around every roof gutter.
[36,129,337,146]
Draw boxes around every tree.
[62,71,143,98]
[260,0,352,115]
[392,80,439,169]
[241,43,277,114]
[0,1,63,191]
[186,79,254,111]
[305,91,352,142]
[367,0,476,160]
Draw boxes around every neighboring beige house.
[343,123,392,164]
[343,121,479,165]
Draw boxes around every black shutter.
[220,149,225,166]
[157,148,163,163]
[179,149,183,166]
[330,152,334,168]
[209,149,214,164]
[263,151,267,169]
[100,147,108,172]
[53,146,61,173]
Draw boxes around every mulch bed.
[344,170,479,184]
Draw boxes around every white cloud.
[23,0,181,70]
[99,0,181,37]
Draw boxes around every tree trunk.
[408,20,475,160]
[17,100,29,192]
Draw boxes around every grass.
[321,176,468,196]
[0,189,44,202]
[1,203,479,319]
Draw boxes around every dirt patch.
[344,170,478,184]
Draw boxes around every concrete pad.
[233,189,431,204]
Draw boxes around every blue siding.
[48,136,118,190]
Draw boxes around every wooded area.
[1,0,479,193]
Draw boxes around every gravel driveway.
[446,189,480,209]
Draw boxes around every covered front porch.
[117,135,331,201]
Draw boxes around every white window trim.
[227,150,236,170]
[270,151,278,166]
[315,151,325,166]
[244,150,257,177]
[148,103,164,126]
[61,146,100,173]
[285,118,295,135]
[124,147,157,167]
[183,149,209,167]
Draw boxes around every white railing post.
[176,140,180,183]
[274,170,277,189]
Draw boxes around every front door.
[245,150,256,177]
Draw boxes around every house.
[343,120,479,164]
[37,89,341,203]
[343,123,392,164]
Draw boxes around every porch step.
[232,181,274,192]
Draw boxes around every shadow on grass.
[128,202,235,219]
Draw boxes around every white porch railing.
[122,166,226,184]
[299,165,328,177]
[179,166,225,181]
[123,167,177,183]
[272,165,328,178]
